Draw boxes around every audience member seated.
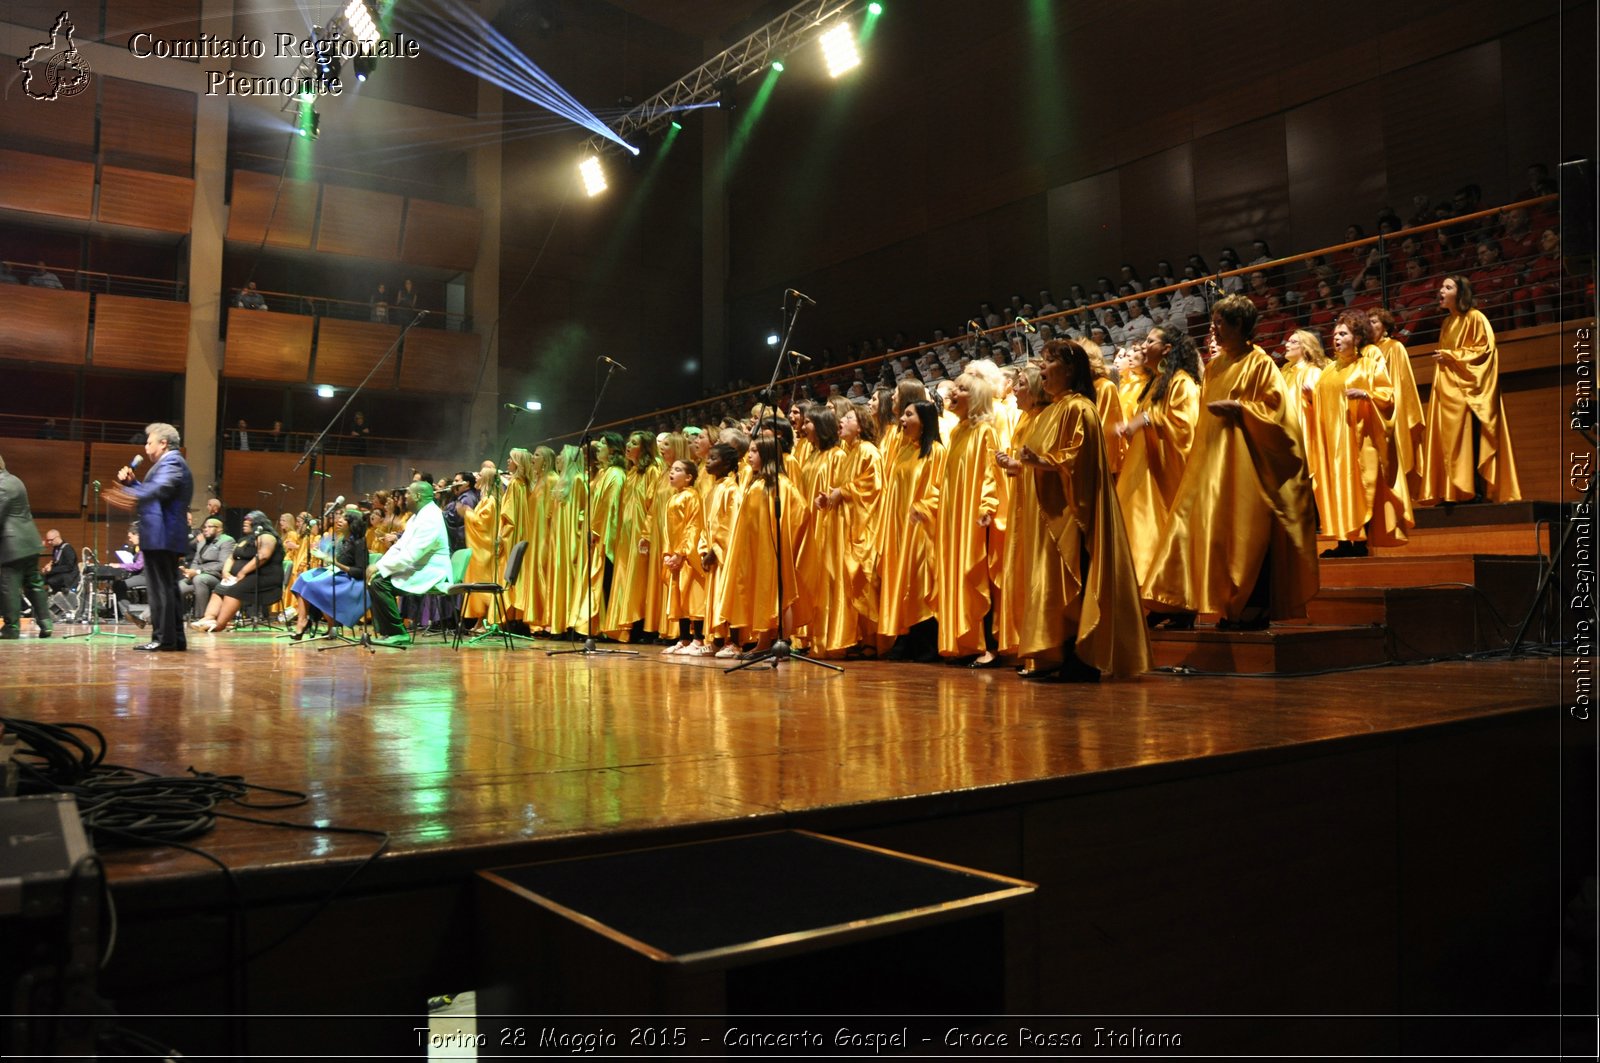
[42,529,77,595]
[29,262,64,289]
[236,282,268,310]
[179,516,233,619]
[1470,239,1520,329]
[192,510,280,632]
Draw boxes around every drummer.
[289,506,371,639]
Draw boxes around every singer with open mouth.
[105,422,194,652]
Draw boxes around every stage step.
[1373,500,1563,557]
[1150,623,1388,675]
[1305,586,1481,659]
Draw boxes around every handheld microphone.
[601,356,630,372]
[129,455,144,471]
[787,350,812,364]
[786,288,817,305]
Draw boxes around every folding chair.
[448,540,528,650]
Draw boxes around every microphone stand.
[727,291,841,675]
[63,479,137,642]
[550,357,637,659]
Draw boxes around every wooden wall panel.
[0,149,94,220]
[1380,42,1508,209]
[1192,115,1292,266]
[1119,145,1197,283]
[223,452,399,510]
[400,200,482,272]
[92,295,191,372]
[0,438,87,515]
[313,319,400,389]
[1046,172,1121,297]
[87,443,143,514]
[227,170,317,250]
[223,309,314,382]
[399,331,482,394]
[0,52,96,157]
[0,286,89,365]
[103,0,201,50]
[98,167,195,233]
[1285,82,1389,254]
[317,185,403,259]
[99,77,195,177]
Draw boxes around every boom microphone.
[323,494,346,514]
[787,350,812,364]
[601,356,630,372]
[786,288,817,305]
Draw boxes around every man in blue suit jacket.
[109,422,194,651]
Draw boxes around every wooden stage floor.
[1,624,1566,890]
[2,624,1583,1057]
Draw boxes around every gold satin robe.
[1281,361,1321,444]
[498,478,531,621]
[1016,392,1151,677]
[700,472,740,641]
[522,472,557,630]
[662,488,707,623]
[603,464,658,639]
[1143,345,1319,621]
[1420,309,1521,503]
[1115,371,1200,583]
[935,419,1001,657]
[1308,345,1411,545]
[877,438,944,642]
[995,408,1037,657]
[581,467,625,631]
[1095,375,1130,474]
[1377,336,1426,502]
[546,476,589,635]
[460,491,506,620]
[718,474,808,639]
[796,440,884,654]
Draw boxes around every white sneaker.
[685,641,713,657]
[713,644,740,659]
[662,642,681,655]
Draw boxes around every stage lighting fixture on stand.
[579,155,607,197]
[343,0,380,46]
[819,22,860,77]
[296,101,321,140]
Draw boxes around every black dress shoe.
[970,655,1007,669]
[1018,665,1061,681]
[135,641,163,651]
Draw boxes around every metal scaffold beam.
[582,0,865,155]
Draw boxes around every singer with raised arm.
[368,480,452,646]
[105,422,194,651]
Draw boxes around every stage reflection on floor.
[2,626,1564,889]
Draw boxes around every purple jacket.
[125,450,193,553]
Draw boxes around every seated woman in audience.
[1307,311,1409,558]
[193,509,281,632]
[1419,275,1522,505]
[289,507,369,639]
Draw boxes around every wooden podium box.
[473,830,1035,1032]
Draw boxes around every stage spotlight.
[766,333,780,346]
[343,0,380,47]
[316,384,336,398]
[353,53,376,82]
[579,155,607,197]
[819,22,860,77]
[670,119,683,131]
[524,400,542,411]
[868,1,883,13]
[295,103,320,139]
[771,58,785,72]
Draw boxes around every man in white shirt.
[368,480,452,645]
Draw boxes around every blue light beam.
[396,0,638,154]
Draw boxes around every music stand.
[62,480,137,642]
